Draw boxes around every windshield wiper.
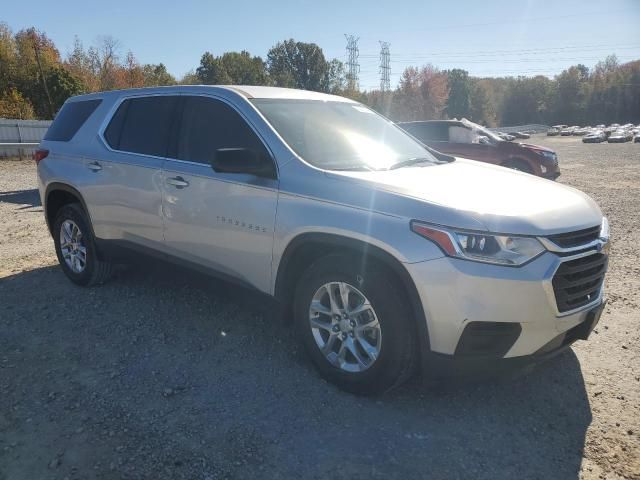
[388,157,436,170]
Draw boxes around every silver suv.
[36,86,609,394]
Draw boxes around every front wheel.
[53,203,113,286]
[502,158,533,174]
[294,254,416,394]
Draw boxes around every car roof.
[397,120,466,127]
[65,85,356,104]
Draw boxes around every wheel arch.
[502,156,536,174]
[44,183,94,237]
[274,232,431,362]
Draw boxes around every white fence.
[0,119,52,158]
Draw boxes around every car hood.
[332,158,602,235]
[512,142,555,154]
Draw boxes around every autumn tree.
[124,51,144,88]
[0,88,35,119]
[390,65,448,121]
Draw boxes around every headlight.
[600,216,609,242]
[537,150,557,162]
[411,222,545,266]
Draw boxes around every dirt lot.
[1,136,639,480]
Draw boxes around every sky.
[3,0,640,90]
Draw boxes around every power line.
[379,41,390,92]
[358,43,640,59]
[345,34,360,90]
[373,9,638,36]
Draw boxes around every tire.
[502,158,533,174]
[53,203,113,286]
[294,253,416,395]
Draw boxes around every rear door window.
[175,96,268,164]
[104,96,179,157]
[44,99,102,141]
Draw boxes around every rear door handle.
[87,161,102,172]
[166,176,189,188]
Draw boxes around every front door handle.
[87,161,102,172]
[166,176,189,188]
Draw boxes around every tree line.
[1,23,638,126]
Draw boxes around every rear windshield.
[44,99,102,142]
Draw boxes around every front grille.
[552,253,607,313]
[548,225,600,248]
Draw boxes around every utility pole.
[344,34,360,91]
[31,31,54,119]
[379,41,391,93]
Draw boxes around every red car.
[397,119,560,180]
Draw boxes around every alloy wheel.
[60,219,87,274]
[308,281,382,373]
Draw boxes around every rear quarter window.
[44,99,102,142]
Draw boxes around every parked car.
[582,130,607,143]
[547,127,560,136]
[560,127,575,136]
[608,129,633,143]
[634,135,640,143]
[36,86,608,394]
[397,119,560,179]
[573,127,590,136]
[512,131,531,139]
[497,132,515,141]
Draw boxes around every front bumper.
[404,250,606,363]
[542,170,561,180]
[423,300,605,379]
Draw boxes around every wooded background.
[1,24,638,126]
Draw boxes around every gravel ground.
[1,136,638,480]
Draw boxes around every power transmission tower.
[344,34,360,91]
[379,41,391,92]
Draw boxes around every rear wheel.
[294,253,416,394]
[53,203,113,286]
[502,158,533,174]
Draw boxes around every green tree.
[500,76,553,125]
[218,51,268,85]
[469,79,495,126]
[196,52,231,84]
[267,39,330,91]
[46,66,84,114]
[142,63,176,86]
[553,66,589,124]
[445,69,471,119]
[0,23,17,94]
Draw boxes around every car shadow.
[0,188,41,209]
[0,262,591,479]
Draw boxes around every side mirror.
[478,135,490,145]
[210,148,276,179]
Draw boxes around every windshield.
[251,99,439,170]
